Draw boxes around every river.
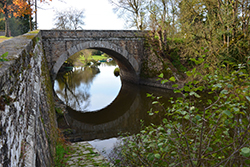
[54,61,179,158]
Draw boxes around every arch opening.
[54,48,122,112]
[52,41,140,84]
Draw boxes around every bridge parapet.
[0,30,57,166]
[41,30,145,39]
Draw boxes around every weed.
[54,130,73,167]
[0,52,9,62]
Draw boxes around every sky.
[37,0,127,30]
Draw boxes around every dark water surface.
[54,62,179,157]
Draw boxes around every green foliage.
[0,14,33,36]
[110,58,250,166]
[109,0,250,165]
[170,48,187,72]
[0,52,9,62]
[79,55,107,62]
[54,136,72,167]
[91,49,102,56]
[241,147,250,157]
[0,13,4,30]
[55,107,64,117]
[54,143,71,166]
[114,67,120,77]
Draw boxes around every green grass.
[54,142,72,167]
[80,55,107,62]
[92,55,107,61]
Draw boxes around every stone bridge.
[0,30,150,167]
[0,30,179,166]
[41,30,147,83]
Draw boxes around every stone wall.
[0,30,57,166]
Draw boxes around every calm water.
[54,63,121,112]
[54,62,179,157]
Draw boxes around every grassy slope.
[79,55,107,62]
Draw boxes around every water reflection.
[61,82,179,142]
[54,63,121,112]
[55,62,181,157]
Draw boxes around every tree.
[0,0,31,37]
[177,0,250,75]
[54,7,85,30]
[0,13,32,36]
[108,0,250,166]
[110,0,250,72]
[109,0,185,81]
[0,0,53,36]
[109,0,148,30]
[28,0,52,30]
[109,51,250,167]
[146,0,179,57]
[91,49,102,56]
[11,14,32,36]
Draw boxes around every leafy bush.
[109,58,250,166]
[114,67,120,77]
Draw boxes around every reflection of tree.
[55,66,100,111]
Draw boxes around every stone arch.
[51,41,140,83]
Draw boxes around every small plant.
[54,130,73,167]
[0,52,9,62]
[55,107,64,117]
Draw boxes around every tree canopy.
[0,0,52,36]
[110,0,250,75]
[109,1,250,166]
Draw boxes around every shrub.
[109,59,250,166]
[114,67,120,77]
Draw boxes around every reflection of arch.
[52,41,140,83]
[66,82,139,125]
[65,82,141,141]
[63,82,179,141]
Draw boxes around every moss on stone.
[0,95,14,110]
[24,34,36,40]
[140,57,163,78]
[40,40,59,159]
[28,30,40,34]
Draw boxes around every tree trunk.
[28,0,33,31]
[4,8,10,37]
[35,0,37,29]
[29,14,33,31]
